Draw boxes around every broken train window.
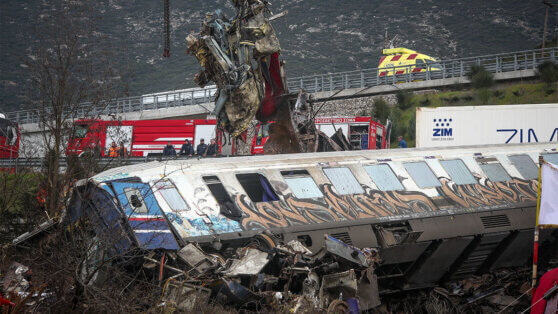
[403,161,441,188]
[363,164,403,191]
[153,180,189,212]
[236,173,279,203]
[322,167,364,195]
[281,170,323,199]
[439,159,477,185]
[123,188,149,214]
[202,176,242,220]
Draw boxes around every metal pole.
[532,155,544,289]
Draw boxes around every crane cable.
[163,0,170,57]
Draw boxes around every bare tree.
[24,1,121,216]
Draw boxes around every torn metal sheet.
[177,243,220,275]
[222,248,271,276]
[187,0,288,137]
[312,234,369,267]
[319,269,358,309]
[162,281,211,311]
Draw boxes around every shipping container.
[415,104,558,148]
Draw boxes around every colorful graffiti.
[236,183,438,230]
[436,177,537,208]
[235,177,538,231]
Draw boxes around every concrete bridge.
[6,48,556,156]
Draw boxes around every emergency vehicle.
[66,119,235,157]
[252,117,389,155]
[378,48,441,77]
[0,113,19,159]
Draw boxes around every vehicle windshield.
[73,124,89,138]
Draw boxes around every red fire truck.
[67,119,236,157]
[0,114,19,159]
[251,117,389,154]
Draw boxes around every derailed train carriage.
[68,142,558,307]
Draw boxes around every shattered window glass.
[543,153,558,165]
[509,155,539,180]
[479,163,512,182]
[281,170,323,199]
[363,164,403,191]
[154,180,189,212]
[404,162,441,188]
[323,167,364,195]
[440,159,477,185]
[123,188,148,214]
[236,173,279,203]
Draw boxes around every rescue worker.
[118,142,128,157]
[205,138,217,157]
[108,141,119,157]
[196,138,208,156]
[398,136,407,148]
[163,141,176,156]
[179,139,194,156]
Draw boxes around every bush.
[536,61,558,85]
[372,97,390,122]
[467,64,494,89]
[419,97,431,107]
[388,107,406,143]
[408,111,416,140]
[477,89,491,105]
[396,90,413,110]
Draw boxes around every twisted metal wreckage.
[8,143,558,311]
[185,0,358,154]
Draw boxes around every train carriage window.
[123,188,149,214]
[404,162,441,188]
[281,170,323,199]
[323,167,364,195]
[479,163,511,182]
[153,180,189,212]
[440,159,477,185]
[363,164,403,191]
[543,153,558,165]
[509,155,539,180]
[202,176,242,220]
[236,173,279,203]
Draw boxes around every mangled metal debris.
[186,0,288,138]
[145,235,383,311]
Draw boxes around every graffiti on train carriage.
[232,177,537,231]
[436,176,537,208]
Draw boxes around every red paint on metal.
[391,55,402,61]
[407,53,418,60]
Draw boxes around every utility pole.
[542,1,555,56]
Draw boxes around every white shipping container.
[416,104,558,148]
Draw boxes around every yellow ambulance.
[378,48,440,77]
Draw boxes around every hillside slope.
[0,0,553,112]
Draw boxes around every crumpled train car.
[68,142,558,292]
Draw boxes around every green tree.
[396,89,413,110]
[372,97,390,122]
[467,64,494,89]
[408,110,416,140]
[536,61,558,93]
[389,107,407,143]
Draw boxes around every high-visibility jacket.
[109,146,119,157]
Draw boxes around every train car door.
[111,181,179,250]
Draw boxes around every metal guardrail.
[6,48,557,125]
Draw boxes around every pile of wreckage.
[186,0,366,154]
[156,234,381,312]
[2,224,556,312]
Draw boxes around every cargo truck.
[415,104,558,148]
